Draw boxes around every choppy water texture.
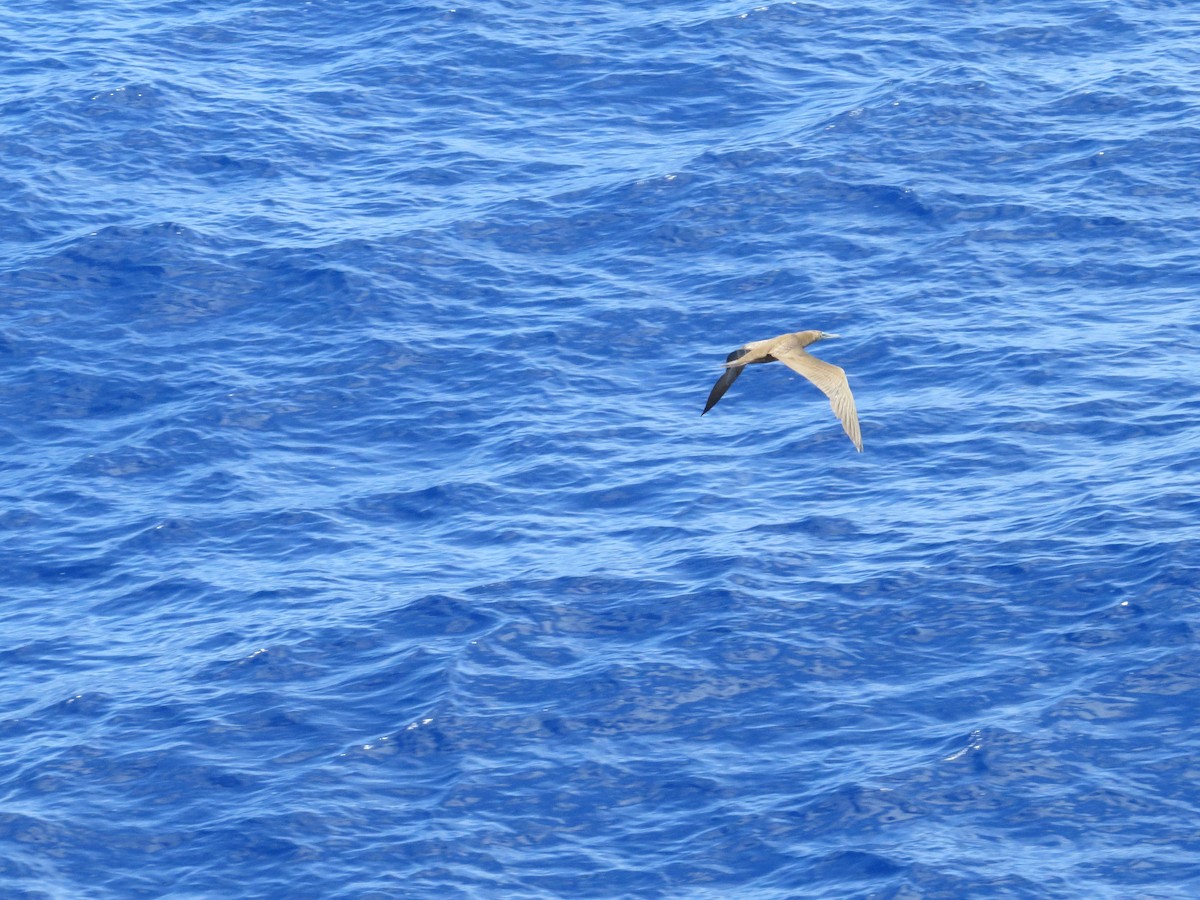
[4,1,1200,896]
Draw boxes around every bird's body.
[702,330,863,452]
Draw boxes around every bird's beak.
[820,332,841,339]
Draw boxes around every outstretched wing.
[702,347,749,415]
[772,346,863,451]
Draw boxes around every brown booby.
[702,330,862,452]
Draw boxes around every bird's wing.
[702,347,749,415]
[773,346,863,451]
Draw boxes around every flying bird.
[702,330,863,452]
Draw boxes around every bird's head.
[792,330,841,348]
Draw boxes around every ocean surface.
[3,1,1200,897]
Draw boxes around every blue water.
[4,0,1200,896]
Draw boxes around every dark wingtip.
[701,347,747,416]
